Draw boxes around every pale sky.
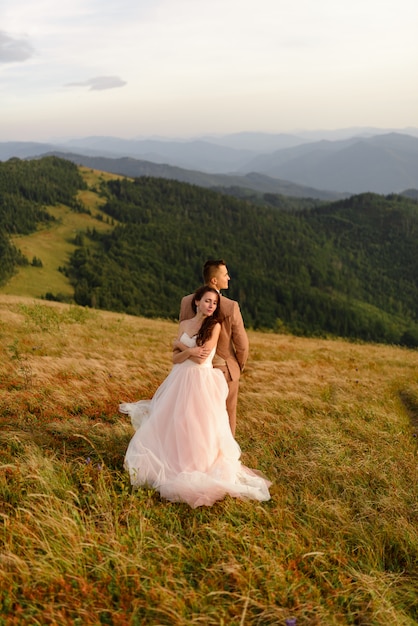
[1,0,417,142]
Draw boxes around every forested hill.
[0,156,86,285]
[1,156,417,346]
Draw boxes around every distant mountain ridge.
[1,128,418,195]
[240,133,418,194]
[43,152,345,201]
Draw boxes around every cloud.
[65,75,127,91]
[0,30,35,63]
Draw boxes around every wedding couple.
[120,259,271,508]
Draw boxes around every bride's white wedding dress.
[120,333,271,508]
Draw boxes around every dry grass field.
[0,295,417,625]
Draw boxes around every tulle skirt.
[120,360,271,508]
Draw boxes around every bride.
[120,285,271,508]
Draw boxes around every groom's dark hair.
[203,259,226,284]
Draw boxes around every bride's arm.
[182,323,221,365]
[172,341,210,364]
[173,338,188,352]
[172,326,203,364]
[172,323,220,365]
[172,324,191,364]
[172,340,192,364]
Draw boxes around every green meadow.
[0,167,119,300]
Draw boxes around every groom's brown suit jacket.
[179,293,249,381]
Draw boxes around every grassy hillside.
[0,295,417,624]
[0,166,121,299]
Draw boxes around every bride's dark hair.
[192,285,221,346]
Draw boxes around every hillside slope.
[0,160,122,299]
[0,295,417,624]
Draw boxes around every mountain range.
[42,152,345,202]
[1,128,418,197]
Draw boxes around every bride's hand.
[192,345,210,360]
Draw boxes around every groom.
[179,259,249,436]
